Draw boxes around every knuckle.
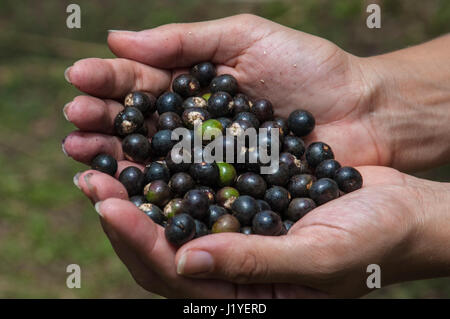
[226,250,267,284]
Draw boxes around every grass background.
[0,0,449,298]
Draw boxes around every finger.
[65,58,171,98]
[64,95,158,135]
[107,14,272,68]
[97,198,235,298]
[76,170,128,203]
[174,231,324,286]
[100,220,170,297]
[63,131,124,164]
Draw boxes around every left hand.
[75,165,447,298]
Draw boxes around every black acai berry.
[279,152,309,177]
[189,162,219,187]
[216,187,239,209]
[240,226,253,235]
[216,117,232,130]
[287,174,316,198]
[233,111,260,129]
[315,159,342,179]
[144,161,171,184]
[287,109,315,137]
[309,178,340,205]
[206,205,228,228]
[165,213,196,246]
[139,203,166,226]
[124,91,156,117]
[207,91,234,117]
[286,198,316,222]
[182,96,208,109]
[129,195,147,207]
[212,214,241,233]
[334,166,363,193]
[305,142,335,168]
[91,153,117,176]
[282,135,305,158]
[256,199,272,212]
[264,186,291,214]
[251,99,274,122]
[233,93,253,115]
[274,117,290,136]
[231,195,258,226]
[163,198,185,219]
[195,186,216,206]
[168,172,195,197]
[283,220,294,232]
[182,107,211,129]
[165,147,192,173]
[156,92,184,115]
[263,162,290,186]
[122,134,151,163]
[151,129,176,157]
[114,107,145,137]
[158,112,183,131]
[183,189,210,220]
[172,74,201,98]
[143,180,173,207]
[210,74,238,96]
[119,166,145,196]
[252,210,283,236]
[194,219,209,238]
[190,62,217,87]
[235,172,267,199]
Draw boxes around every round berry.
[252,210,283,236]
[288,110,315,137]
[309,178,340,205]
[189,162,219,187]
[282,135,305,158]
[263,162,290,186]
[182,96,207,109]
[168,172,195,197]
[216,162,237,187]
[216,187,240,209]
[118,166,145,196]
[315,159,342,179]
[183,189,210,220]
[144,161,170,184]
[190,62,217,87]
[231,195,258,225]
[305,142,334,168]
[172,74,201,98]
[286,198,316,222]
[151,129,176,157]
[156,92,183,115]
[233,111,260,128]
[165,213,196,246]
[143,180,172,207]
[210,74,238,95]
[212,214,240,233]
[334,166,363,193]
[206,205,228,228]
[91,154,117,176]
[288,174,316,198]
[158,112,183,131]
[139,203,166,226]
[194,219,209,238]
[182,107,211,129]
[124,91,156,117]
[235,172,267,199]
[207,91,234,117]
[279,152,310,177]
[233,93,253,114]
[122,134,151,163]
[264,186,291,214]
[163,198,185,219]
[114,107,145,136]
[130,195,147,207]
[251,99,273,122]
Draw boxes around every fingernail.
[63,102,71,121]
[177,250,214,276]
[64,67,72,84]
[62,138,68,157]
[94,201,103,217]
[73,172,82,189]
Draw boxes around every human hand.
[63,14,386,169]
[74,165,450,298]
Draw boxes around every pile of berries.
[90,62,363,246]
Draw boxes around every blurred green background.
[0,0,449,298]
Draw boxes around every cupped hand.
[75,165,441,298]
[63,14,387,168]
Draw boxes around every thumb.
[174,229,329,285]
[107,14,273,68]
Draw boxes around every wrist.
[356,37,450,171]
[388,178,450,284]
